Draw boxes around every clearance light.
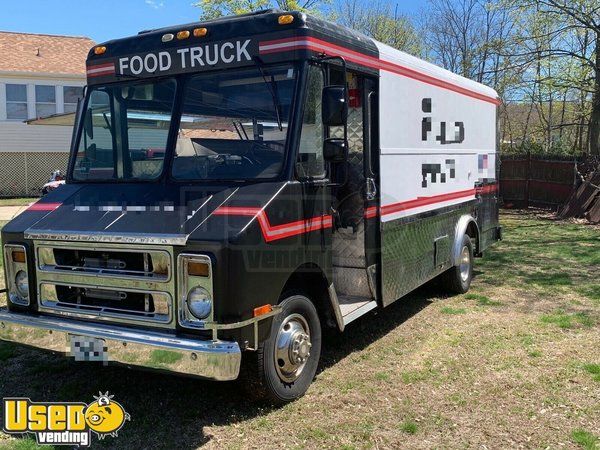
[177,30,190,40]
[162,33,174,43]
[11,249,26,263]
[193,27,208,37]
[278,14,294,25]
[253,304,273,317]
[188,261,210,277]
[94,46,107,55]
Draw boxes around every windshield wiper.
[102,112,114,137]
[253,57,283,132]
[232,120,249,140]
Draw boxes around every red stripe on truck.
[381,188,477,217]
[27,202,62,212]
[258,36,501,106]
[213,207,333,242]
[86,63,116,78]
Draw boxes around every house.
[0,31,95,197]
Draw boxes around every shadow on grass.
[0,288,435,449]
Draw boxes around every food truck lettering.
[118,39,252,76]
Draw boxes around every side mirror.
[323,138,348,163]
[322,86,348,127]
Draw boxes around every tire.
[240,293,322,404]
[441,234,474,294]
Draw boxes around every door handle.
[366,177,377,201]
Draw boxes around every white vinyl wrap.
[374,41,498,222]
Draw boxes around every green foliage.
[334,0,423,54]
[440,307,467,315]
[540,310,595,329]
[193,0,326,20]
[362,14,422,55]
[501,138,580,156]
[1,438,53,450]
[465,293,501,306]
[399,420,418,434]
[583,364,600,382]
[571,429,599,449]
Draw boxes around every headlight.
[186,287,212,319]
[15,270,29,298]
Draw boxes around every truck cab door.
[328,70,379,302]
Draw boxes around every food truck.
[0,10,500,403]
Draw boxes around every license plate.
[69,335,107,362]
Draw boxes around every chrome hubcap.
[459,245,471,282]
[275,314,311,383]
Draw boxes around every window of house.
[63,86,84,113]
[35,85,56,118]
[6,84,28,120]
[296,65,325,178]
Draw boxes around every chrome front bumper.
[0,307,241,381]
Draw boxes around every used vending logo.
[3,392,130,446]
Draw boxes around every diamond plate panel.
[331,105,366,269]
[332,223,366,267]
[332,107,364,152]
[381,205,473,306]
[333,266,372,298]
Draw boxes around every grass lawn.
[0,211,598,449]
[0,198,37,207]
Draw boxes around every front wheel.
[441,234,474,294]
[241,293,322,404]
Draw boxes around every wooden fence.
[499,155,577,208]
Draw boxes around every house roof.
[0,31,95,76]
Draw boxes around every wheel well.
[280,264,335,328]
[466,221,480,254]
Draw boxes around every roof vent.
[36,47,41,57]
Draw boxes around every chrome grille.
[34,241,175,329]
[37,245,170,282]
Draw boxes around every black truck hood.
[8,182,285,245]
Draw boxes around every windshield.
[172,64,296,180]
[72,79,176,181]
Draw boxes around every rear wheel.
[441,234,473,294]
[241,293,322,404]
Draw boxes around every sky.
[0,0,426,43]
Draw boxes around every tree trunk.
[589,31,600,155]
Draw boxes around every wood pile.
[558,169,600,223]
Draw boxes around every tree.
[335,0,422,55]
[194,0,325,21]
[422,0,515,89]
[504,0,600,155]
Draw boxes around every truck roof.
[85,9,498,104]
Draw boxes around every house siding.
[0,122,72,197]
[0,73,85,197]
